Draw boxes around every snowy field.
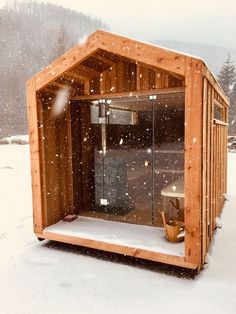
[0,145,236,314]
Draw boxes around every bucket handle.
[159,210,168,240]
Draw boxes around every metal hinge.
[149,95,157,100]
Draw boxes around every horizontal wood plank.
[70,86,185,101]
[36,231,199,270]
[96,30,187,76]
[34,33,100,91]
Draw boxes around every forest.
[0,0,108,137]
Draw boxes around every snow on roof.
[98,29,203,61]
[98,30,228,99]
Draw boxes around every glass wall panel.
[153,93,185,226]
[72,92,185,227]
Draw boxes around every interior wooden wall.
[38,53,185,229]
[83,60,183,96]
[48,54,185,99]
[70,102,95,214]
[202,77,228,262]
[37,92,74,227]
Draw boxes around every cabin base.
[36,217,199,270]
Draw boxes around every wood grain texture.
[28,29,229,269]
[27,79,43,233]
[37,231,198,270]
[35,34,100,91]
[96,30,187,76]
[70,87,185,101]
[184,59,203,266]
[201,77,208,263]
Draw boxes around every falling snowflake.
[52,87,69,117]
[78,35,88,45]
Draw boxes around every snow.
[0,134,29,144]
[78,34,88,45]
[45,216,184,256]
[0,145,236,313]
[215,216,222,228]
[52,87,70,117]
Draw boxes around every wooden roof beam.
[63,72,88,83]
[38,88,57,97]
[70,86,185,101]
[50,82,70,90]
[138,61,184,81]
[73,64,101,79]
[34,33,100,91]
[96,30,186,76]
[92,52,116,67]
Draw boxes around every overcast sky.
[1,0,236,49]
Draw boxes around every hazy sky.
[2,0,236,49]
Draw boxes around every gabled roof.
[32,30,192,90]
[31,29,227,103]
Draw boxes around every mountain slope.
[153,39,236,75]
[0,1,108,137]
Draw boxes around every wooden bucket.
[160,211,185,243]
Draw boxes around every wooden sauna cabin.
[27,30,229,271]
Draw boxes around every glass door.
[91,97,154,225]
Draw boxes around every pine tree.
[218,54,236,135]
[218,54,236,97]
[51,24,74,60]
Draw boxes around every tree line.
[218,54,236,135]
[0,0,108,138]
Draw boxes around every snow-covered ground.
[0,134,29,145]
[0,145,236,314]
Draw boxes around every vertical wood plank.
[84,81,90,95]
[136,63,141,91]
[70,102,83,213]
[80,104,95,210]
[66,103,74,214]
[117,60,125,92]
[43,100,60,225]
[155,72,162,89]
[100,72,106,94]
[36,93,48,227]
[130,63,136,91]
[141,66,149,90]
[209,87,214,239]
[110,64,117,93]
[206,82,212,247]
[27,79,43,234]
[184,59,203,266]
[212,123,215,233]
[201,77,208,263]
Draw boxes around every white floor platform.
[45,216,184,257]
